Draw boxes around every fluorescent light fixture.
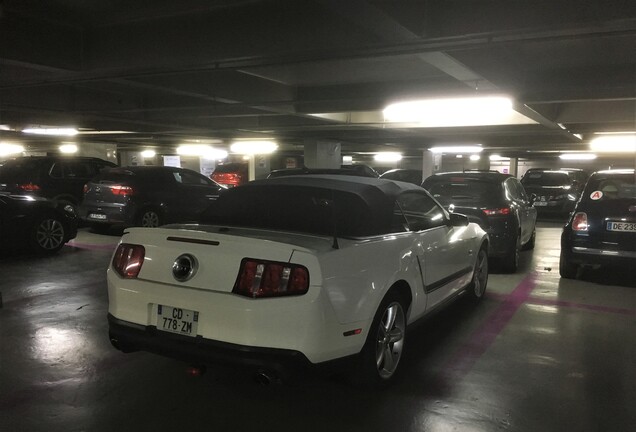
[559,153,597,160]
[177,145,228,159]
[374,152,402,162]
[489,154,509,161]
[141,150,156,158]
[469,155,481,161]
[429,146,483,154]
[382,96,531,127]
[342,155,353,165]
[0,142,25,156]
[589,135,636,153]
[59,144,78,154]
[23,127,78,136]
[230,140,278,155]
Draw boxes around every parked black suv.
[521,168,589,217]
[0,156,116,209]
[80,166,225,230]
[422,171,537,272]
[560,169,636,278]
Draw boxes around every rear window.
[201,185,387,237]
[0,159,43,182]
[584,173,636,201]
[521,171,572,187]
[425,178,500,205]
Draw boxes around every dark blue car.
[560,169,636,278]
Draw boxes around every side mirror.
[449,212,469,227]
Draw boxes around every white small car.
[108,175,489,387]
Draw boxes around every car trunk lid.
[119,226,330,292]
[578,199,636,251]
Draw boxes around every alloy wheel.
[140,211,160,227]
[473,250,489,298]
[36,219,65,250]
[375,301,406,379]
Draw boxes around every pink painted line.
[487,292,636,316]
[66,241,117,251]
[442,273,537,382]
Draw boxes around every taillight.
[233,258,309,298]
[111,185,134,196]
[212,173,242,187]
[112,244,145,278]
[18,183,40,192]
[482,207,511,216]
[572,212,588,231]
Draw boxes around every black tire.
[522,228,536,251]
[351,291,407,389]
[30,215,66,254]
[136,208,162,228]
[502,235,520,273]
[559,252,578,279]
[467,248,488,302]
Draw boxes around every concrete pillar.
[254,154,271,180]
[304,140,341,168]
[477,154,491,171]
[422,151,435,178]
[508,157,519,177]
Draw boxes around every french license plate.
[606,222,636,232]
[534,201,548,207]
[88,213,107,220]
[157,305,199,336]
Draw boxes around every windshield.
[201,184,387,237]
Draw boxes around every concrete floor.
[1,222,635,432]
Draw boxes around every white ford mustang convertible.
[108,175,489,387]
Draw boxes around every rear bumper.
[79,202,137,225]
[564,246,636,267]
[561,231,636,267]
[108,314,351,375]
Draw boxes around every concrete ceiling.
[1,0,635,159]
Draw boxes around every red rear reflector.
[482,207,511,216]
[112,244,145,278]
[343,328,363,337]
[18,183,40,191]
[572,212,588,231]
[233,258,309,298]
[111,185,134,196]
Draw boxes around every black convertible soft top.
[202,175,423,237]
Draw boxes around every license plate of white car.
[157,305,199,336]
[89,213,107,220]
[606,222,636,232]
